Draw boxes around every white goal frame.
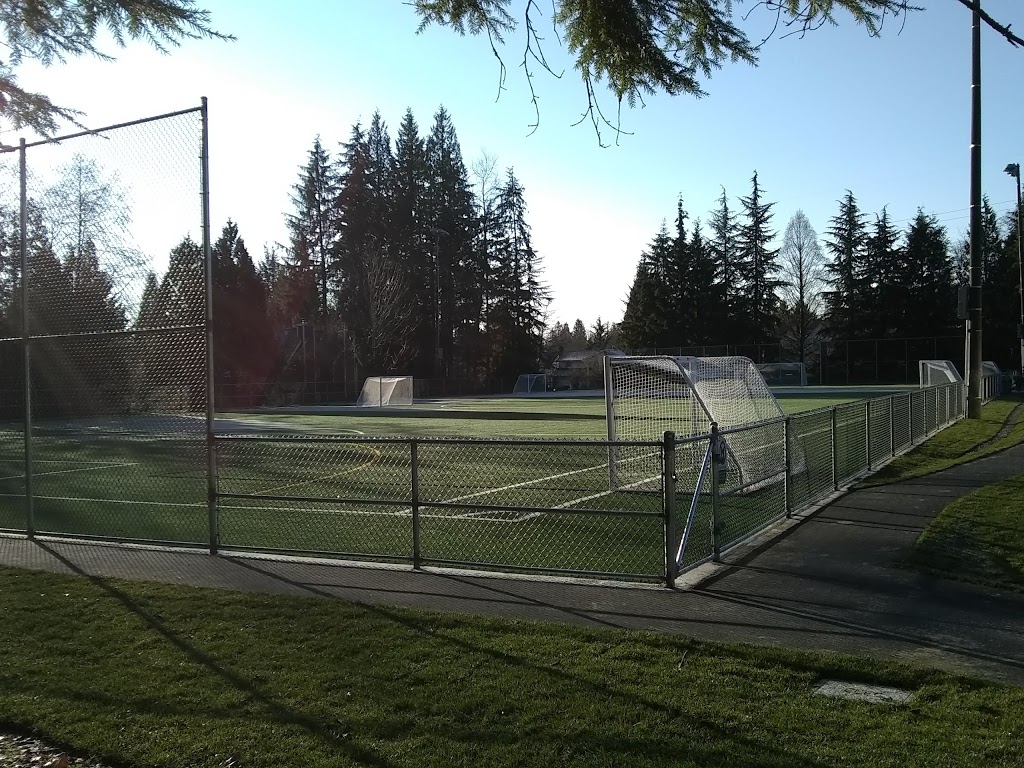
[605,355,788,492]
[919,360,962,388]
[512,373,548,395]
[356,376,414,407]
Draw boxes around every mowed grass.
[860,395,1024,488]
[1,566,1022,768]
[908,470,1024,593]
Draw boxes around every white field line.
[0,493,203,508]
[0,462,139,482]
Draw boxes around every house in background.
[551,348,625,391]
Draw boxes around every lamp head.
[1005,163,1021,179]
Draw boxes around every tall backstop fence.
[0,103,211,541]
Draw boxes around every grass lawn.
[908,469,1024,593]
[860,395,1024,488]
[1,565,1022,768]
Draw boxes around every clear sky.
[9,0,1024,329]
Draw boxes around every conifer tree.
[862,208,904,338]
[823,190,869,341]
[287,137,341,321]
[707,187,740,344]
[904,211,955,341]
[735,172,780,345]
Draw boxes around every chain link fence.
[0,106,991,584]
[670,382,966,576]
[0,104,210,544]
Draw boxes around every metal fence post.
[663,431,677,587]
[201,97,218,555]
[889,395,896,457]
[831,407,839,491]
[19,138,33,538]
[908,392,915,445]
[784,417,792,518]
[711,424,722,562]
[865,400,872,471]
[411,440,421,569]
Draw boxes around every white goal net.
[356,376,414,407]
[512,373,547,395]
[756,362,808,386]
[919,360,962,388]
[605,356,788,492]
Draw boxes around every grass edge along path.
[908,468,1024,594]
[859,395,1024,488]
[1,566,1023,768]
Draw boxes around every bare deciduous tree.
[778,210,825,366]
[357,239,417,374]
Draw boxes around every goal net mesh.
[512,373,547,394]
[607,356,788,492]
[356,376,414,406]
[919,360,962,387]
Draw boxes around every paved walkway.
[3,445,1024,684]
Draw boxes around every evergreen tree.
[735,171,780,345]
[688,220,719,345]
[903,211,955,340]
[862,207,904,337]
[287,136,341,321]
[487,168,548,385]
[823,190,869,340]
[423,107,481,379]
[707,187,740,344]
[664,198,694,345]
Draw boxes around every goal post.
[512,373,548,395]
[356,376,414,407]
[605,355,789,493]
[919,360,963,388]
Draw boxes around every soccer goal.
[919,360,962,388]
[605,355,788,492]
[356,376,414,407]
[512,373,548,395]
[756,362,808,386]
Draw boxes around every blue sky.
[11,0,1024,328]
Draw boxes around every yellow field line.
[254,444,383,496]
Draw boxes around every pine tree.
[823,190,869,341]
[735,172,780,345]
[423,107,481,379]
[861,207,904,337]
[287,137,341,321]
[688,220,719,345]
[487,168,548,385]
[903,211,955,340]
[707,187,740,344]
[664,198,694,345]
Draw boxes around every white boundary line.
[0,462,139,482]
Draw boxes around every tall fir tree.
[862,207,904,338]
[823,190,869,341]
[707,187,741,344]
[287,136,341,322]
[735,171,780,346]
[903,211,955,340]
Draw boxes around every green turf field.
[0,390,952,579]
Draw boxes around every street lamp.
[1005,162,1023,384]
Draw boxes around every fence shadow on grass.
[224,557,834,768]
[34,542,396,768]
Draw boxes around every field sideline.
[219,393,862,440]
